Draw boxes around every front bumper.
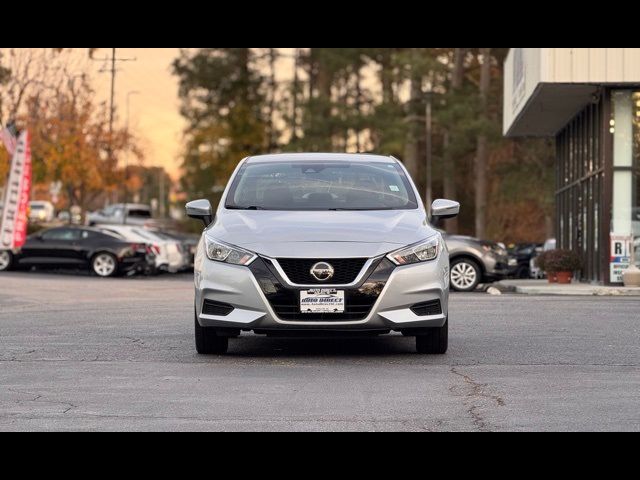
[120,253,151,273]
[482,252,516,281]
[194,251,449,333]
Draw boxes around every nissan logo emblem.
[310,262,334,282]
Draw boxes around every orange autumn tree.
[25,75,142,219]
[0,147,8,182]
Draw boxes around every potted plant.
[622,241,640,287]
[535,251,557,283]
[544,249,582,284]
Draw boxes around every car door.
[74,229,118,267]
[19,228,82,266]
[69,229,98,266]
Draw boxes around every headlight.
[387,235,442,265]
[204,236,257,266]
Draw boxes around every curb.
[513,286,640,297]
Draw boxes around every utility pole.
[158,169,166,219]
[93,48,136,174]
[123,90,140,223]
[109,48,116,141]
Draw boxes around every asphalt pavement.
[0,271,639,431]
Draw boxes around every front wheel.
[195,315,229,354]
[92,252,118,277]
[450,258,481,292]
[416,319,448,354]
[0,250,13,272]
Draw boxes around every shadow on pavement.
[222,334,419,358]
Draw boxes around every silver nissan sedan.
[186,153,459,355]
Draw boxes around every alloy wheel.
[93,254,116,277]
[450,261,478,291]
[0,251,10,271]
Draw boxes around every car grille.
[276,258,368,285]
[270,290,378,321]
[410,300,442,316]
[250,257,395,322]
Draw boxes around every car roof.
[245,153,398,164]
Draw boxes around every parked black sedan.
[0,226,150,277]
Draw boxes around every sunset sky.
[85,48,298,179]
[87,48,186,177]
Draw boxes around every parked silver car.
[445,234,517,292]
[186,153,459,355]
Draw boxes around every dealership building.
[504,48,640,284]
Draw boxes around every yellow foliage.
[0,149,8,182]
[18,78,142,214]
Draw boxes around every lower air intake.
[202,300,234,316]
[410,300,442,316]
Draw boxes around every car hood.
[207,209,434,258]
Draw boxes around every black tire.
[0,250,13,272]
[449,258,481,292]
[195,315,229,354]
[416,319,448,354]
[516,265,530,279]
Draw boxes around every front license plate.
[300,289,345,313]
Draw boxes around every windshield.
[128,209,151,218]
[226,161,418,211]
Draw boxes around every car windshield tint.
[226,161,418,211]
[128,209,151,218]
[41,229,80,241]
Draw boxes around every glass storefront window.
[612,90,640,268]
[634,92,640,266]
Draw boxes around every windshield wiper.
[226,205,267,210]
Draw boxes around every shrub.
[544,249,582,273]
[535,251,548,272]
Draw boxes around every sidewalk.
[497,279,640,296]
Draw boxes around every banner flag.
[1,130,32,250]
[0,127,17,155]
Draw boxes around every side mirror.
[186,199,213,227]
[431,199,460,221]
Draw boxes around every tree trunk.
[291,48,300,142]
[404,56,422,180]
[355,66,363,152]
[475,48,491,239]
[312,48,334,151]
[380,50,394,105]
[267,48,277,150]
[443,48,466,234]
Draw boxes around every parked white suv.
[29,201,55,223]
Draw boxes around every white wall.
[503,48,542,135]
[504,48,640,136]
